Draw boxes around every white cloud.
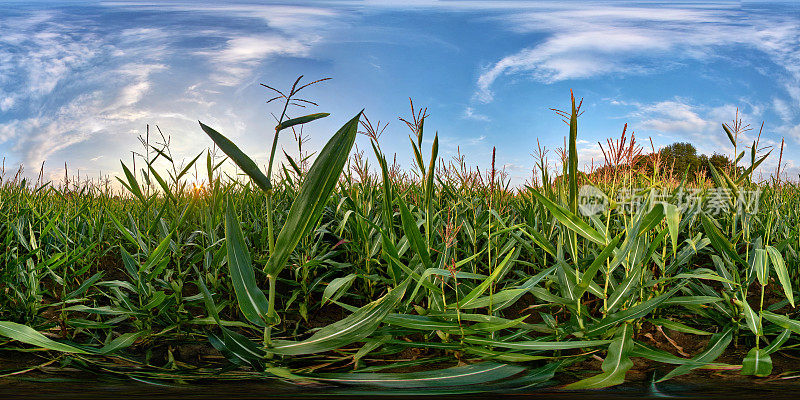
[201,36,311,86]
[463,106,490,122]
[0,4,339,175]
[468,135,487,145]
[637,101,714,134]
[773,97,793,122]
[0,95,14,112]
[474,4,800,106]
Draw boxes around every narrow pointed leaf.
[658,327,733,382]
[0,321,89,354]
[225,199,273,327]
[566,323,633,389]
[266,112,361,277]
[199,121,271,192]
[766,246,794,307]
[270,278,409,355]
[529,188,606,245]
[276,112,330,131]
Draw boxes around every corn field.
[2,79,800,393]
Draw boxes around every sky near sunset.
[1,1,799,186]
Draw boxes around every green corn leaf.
[766,246,794,307]
[276,112,330,131]
[146,163,176,203]
[650,318,713,336]
[457,249,516,308]
[701,213,746,267]
[283,150,303,177]
[266,112,361,277]
[575,234,621,299]
[322,273,358,306]
[658,327,733,382]
[408,264,485,301]
[753,248,769,286]
[465,347,552,363]
[586,284,683,336]
[566,323,633,389]
[424,133,438,213]
[528,187,606,245]
[119,161,145,202]
[463,337,611,351]
[568,95,579,217]
[631,342,730,368]
[370,141,395,238]
[384,314,474,334]
[199,121,271,192]
[763,328,792,355]
[762,311,800,334]
[397,194,433,269]
[740,297,763,336]
[0,321,89,354]
[741,347,772,376]
[224,199,274,327]
[722,123,736,146]
[736,152,771,185]
[270,278,409,355]
[99,332,143,354]
[606,262,643,313]
[305,362,525,388]
[463,265,556,311]
[175,151,203,183]
[520,226,557,257]
[664,203,680,256]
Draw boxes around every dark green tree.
[660,142,700,177]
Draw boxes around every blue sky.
[1,1,799,186]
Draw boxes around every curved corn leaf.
[397,194,433,269]
[305,362,525,388]
[631,342,731,368]
[766,246,794,307]
[566,323,633,389]
[199,121,271,192]
[457,249,516,308]
[225,199,274,327]
[266,112,361,277]
[587,284,683,335]
[762,311,800,334]
[657,327,733,382]
[764,328,792,355]
[463,337,611,351]
[576,234,621,299]
[528,187,606,245]
[322,273,358,306]
[99,332,142,354]
[270,278,408,355]
[701,213,746,267]
[276,112,330,131]
[651,318,712,336]
[740,298,762,336]
[0,321,89,354]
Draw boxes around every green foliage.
[1,88,798,392]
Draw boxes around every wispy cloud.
[463,106,490,122]
[474,4,800,107]
[201,35,311,86]
[0,3,340,175]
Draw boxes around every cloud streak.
[474,4,800,107]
